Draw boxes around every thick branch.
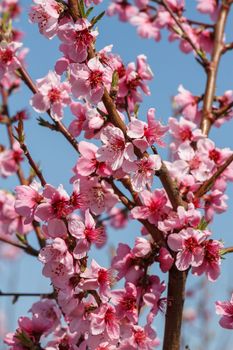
[163,267,188,350]
[201,2,231,136]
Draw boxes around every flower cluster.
[1,0,233,348]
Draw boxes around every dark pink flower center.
[105,308,115,324]
[84,226,103,244]
[204,241,220,262]
[209,149,221,163]
[179,128,192,141]
[184,237,199,252]
[127,76,140,90]
[75,29,93,46]
[134,329,146,345]
[120,295,136,311]
[69,191,82,209]
[0,49,13,64]
[137,159,151,174]
[98,269,110,285]
[189,156,201,170]
[48,88,61,103]
[110,137,125,151]
[52,198,71,218]
[89,70,103,89]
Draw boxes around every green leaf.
[85,6,94,18]
[91,11,105,26]
[197,217,209,230]
[78,0,85,17]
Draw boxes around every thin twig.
[152,0,209,67]
[195,154,233,198]
[0,236,39,257]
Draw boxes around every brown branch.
[0,85,45,249]
[214,100,233,119]
[153,0,209,67]
[16,119,47,187]
[68,0,80,20]
[200,2,232,136]
[186,19,214,28]
[222,42,233,54]
[163,267,188,350]
[194,154,233,198]
[0,236,39,257]
[221,246,233,255]
[0,291,52,297]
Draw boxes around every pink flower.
[130,12,161,41]
[192,239,223,281]
[15,181,42,224]
[157,247,174,273]
[0,41,21,79]
[158,204,201,233]
[68,210,105,259]
[29,0,65,39]
[197,0,218,20]
[80,259,113,300]
[173,85,199,121]
[68,102,88,137]
[34,184,71,222]
[79,177,119,215]
[0,190,31,236]
[168,117,203,151]
[74,141,111,177]
[90,304,120,340]
[131,237,151,257]
[97,125,130,170]
[109,207,128,229]
[58,19,98,63]
[113,282,138,323]
[168,228,208,271]
[127,108,168,150]
[197,138,231,166]
[107,1,138,22]
[131,188,169,224]
[216,294,233,329]
[39,238,74,288]
[30,299,61,336]
[123,155,162,192]
[112,243,144,283]
[121,324,159,349]
[0,149,15,178]
[30,71,71,120]
[70,58,112,104]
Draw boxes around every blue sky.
[1,1,233,349]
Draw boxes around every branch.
[153,0,209,67]
[221,246,233,255]
[194,153,233,198]
[16,121,47,187]
[186,19,214,28]
[0,85,45,249]
[68,0,80,20]
[201,2,232,136]
[214,100,233,119]
[0,236,39,257]
[0,290,54,303]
